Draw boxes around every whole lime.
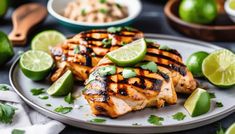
[179,0,217,24]
[0,31,14,66]
[0,0,9,18]
[186,51,209,77]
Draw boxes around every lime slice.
[184,88,211,117]
[20,50,53,81]
[226,123,235,134]
[0,31,14,66]
[107,38,147,66]
[202,49,235,87]
[0,0,8,17]
[47,70,74,96]
[31,30,66,53]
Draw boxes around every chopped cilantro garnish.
[0,103,17,124]
[12,129,25,134]
[89,118,106,123]
[54,106,73,114]
[172,112,186,121]
[38,95,48,100]
[159,45,171,51]
[124,26,135,31]
[107,27,122,33]
[46,104,52,107]
[139,61,158,73]
[99,0,106,3]
[73,46,80,54]
[122,68,137,79]
[147,115,164,125]
[30,88,45,96]
[81,9,86,16]
[102,38,112,48]
[99,8,108,14]
[209,92,216,99]
[216,102,223,108]
[0,84,10,91]
[116,3,122,9]
[99,65,116,76]
[64,93,75,104]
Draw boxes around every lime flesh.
[184,88,211,117]
[20,50,53,81]
[202,49,235,87]
[226,123,235,134]
[31,30,66,53]
[0,31,14,66]
[107,38,147,67]
[47,70,74,96]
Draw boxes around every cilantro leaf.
[46,104,52,107]
[107,27,122,33]
[38,95,49,100]
[209,92,216,99]
[99,8,108,14]
[89,118,106,123]
[12,129,25,134]
[64,93,75,104]
[172,112,186,121]
[0,84,10,91]
[30,88,45,96]
[54,106,73,114]
[73,46,80,54]
[216,102,223,108]
[139,61,158,73]
[147,115,164,125]
[216,125,225,134]
[102,38,112,48]
[0,103,17,124]
[81,9,86,16]
[99,0,106,3]
[159,45,172,51]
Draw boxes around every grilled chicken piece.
[50,27,143,81]
[83,57,177,118]
[51,27,197,94]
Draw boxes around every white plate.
[9,34,235,133]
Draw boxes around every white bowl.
[225,0,235,23]
[47,0,142,31]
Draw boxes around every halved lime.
[107,38,147,66]
[0,0,8,18]
[230,0,235,10]
[226,123,235,134]
[202,49,235,87]
[184,88,211,117]
[0,31,14,66]
[47,70,74,96]
[20,50,53,81]
[31,30,66,53]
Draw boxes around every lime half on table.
[107,38,147,66]
[202,49,235,88]
[31,30,66,53]
[47,70,74,96]
[20,50,54,81]
[0,31,14,66]
[184,88,211,117]
[226,123,235,134]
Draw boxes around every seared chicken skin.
[51,27,197,94]
[50,27,143,81]
[83,57,177,118]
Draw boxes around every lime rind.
[107,38,147,66]
[47,70,74,96]
[31,30,66,53]
[202,49,235,87]
[226,123,235,134]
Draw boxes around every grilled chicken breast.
[83,57,177,118]
[50,27,143,81]
[51,27,197,94]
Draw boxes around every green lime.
[184,88,211,117]
[31,30,66,53]
[202,49,235,88]
[230,0,235,10]
[0,0,8,18]
[107,38,147,66]
[186,51,209,77]
[47,70,74,96]
[226,123,235,134]
[179,0,217,24]
[20,50,54,81]
[0,31,14,66]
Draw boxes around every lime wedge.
[0,31,14,66]
[47,70,74,96]
[20,50,53,81]
[184,88,211,117]
[31,30,66,53]
[107,38,147,66]
[202,49,235,87]
[226,123,235,134]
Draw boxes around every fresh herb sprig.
[147,115,164,125]
[0,103,17,124]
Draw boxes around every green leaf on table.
[38,95,49,100]
[30,88,45,96]
[12,129,25,134]
[216,102,224,108]
[172,112,186,121]
[89,118,106,123]
[147,115,164,125]
[0,84,10,91]
[64,93,75,104]
[209,92,216,99]
[54,106,73,114]
[46,104,52,107]
[0,103,17,124]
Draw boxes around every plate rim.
[9,34,235,133]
